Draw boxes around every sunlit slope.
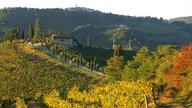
[0,42,101,100]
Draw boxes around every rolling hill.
[0,7,192,50]
[170,16,192,24]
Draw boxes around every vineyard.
[0,42,156,107]
[0,42,102,106]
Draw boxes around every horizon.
[0,0,192,19]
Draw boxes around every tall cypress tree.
[113,45,123,56]
[33,19,41,42]
[28,25,34,41]
[16,27,21,39]
[21,30,24,39]
[77,54,80,67]
[93,56,96,70]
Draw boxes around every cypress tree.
[16,27,21,39]
[34,19,41,42]
[77,54,80,67]
[28,25,34,41]
[93,56,96,70]
[21,30,24,39]
[64,52,67,62]
[79,54,82,67]
[90,61,93,71]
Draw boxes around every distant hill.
[170,16,192,24]
[0,7,192,50]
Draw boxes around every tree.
[21,30,24,39]
[28,25,34,41]
[167,43,192,92]
[113,45,123,56]
[105,56,124,80]
[16,27,21,39]
[33,19,41,42]
[122,46,153,81]
[4,29,17,42]
[93,56,96,70]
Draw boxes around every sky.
[0,0,191,19]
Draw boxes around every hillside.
[170,16,192,24]
[0,7,192,50]
[1,42,191,107]
[0,42,102,103]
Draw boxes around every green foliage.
[123,45,179,82]
[72,46,135,66]
[123,47,153,80]
[4,28,17,41]
[105,56,124,80]
[28,25,34,41]
[104,27,128,40]
[170,16,192,24]
[33,19,41,41]
[113,45,123,56]
[4,27,25,42]
[1,8,192,50]
[153,45,179,84]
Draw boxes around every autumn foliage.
[167,43,192,90]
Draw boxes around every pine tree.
[33,19,41,42]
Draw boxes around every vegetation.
[0,7,192,50]
[3,27,24,42]
[170,16,192,24]
[33,19,42,41]
[0,7,192,107]
[28,25,34,41]
[0,42,101,106]
[1,41,192,107]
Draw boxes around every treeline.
[4,27,24,42]
[104,44,192,104]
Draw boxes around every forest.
[0,7,192,50]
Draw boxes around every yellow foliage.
[43,90,71,108]
[67,81,153,107]
[15,97,28,108]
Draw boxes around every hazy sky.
[0,0,191,19]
